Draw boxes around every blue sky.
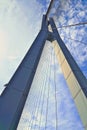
[0,0,86,130]
[49,0,87,78]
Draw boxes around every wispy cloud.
[49,0,87,77]
[0,0,45,90]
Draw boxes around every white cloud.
[51,0,87,69]
[8,55,19,60]
[0,0,45,91]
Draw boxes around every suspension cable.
[19,71,39,130]
[30,45,51,130]
[37,50,50,130]
[28,82,38,127]
[54,48,58,130]
[52,21,87,29]
[31,74,45,129]
[61,35,87,45]
[45,45,52,130]
[38,52,50,130]
[29,57,46,129]
[28,71,43,130]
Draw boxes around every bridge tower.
[0,1,87,130]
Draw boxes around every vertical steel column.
[0,15,48,130]
[49,18,87,129]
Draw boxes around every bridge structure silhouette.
[0,0,87,130]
